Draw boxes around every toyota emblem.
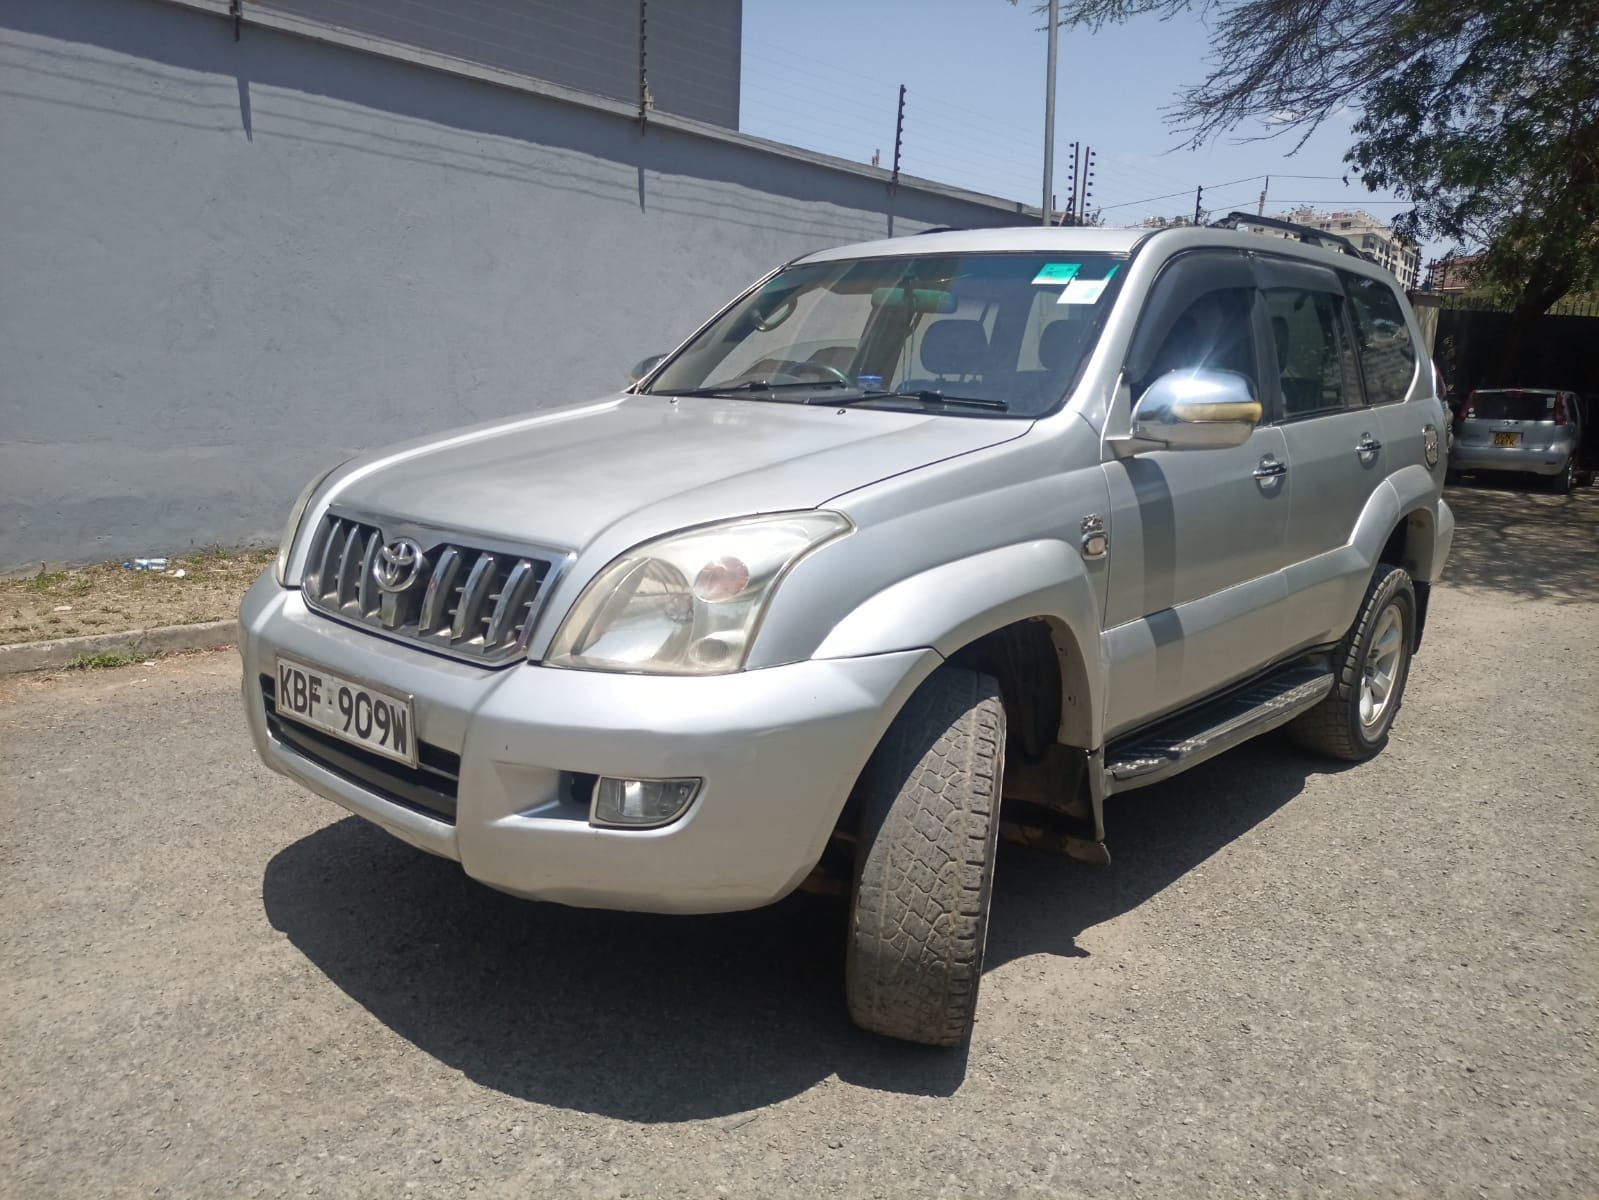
[373,538,426,593]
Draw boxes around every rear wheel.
[845,667,1005,1047]
[1290,566,1416,762]
[1550,457,1576,494]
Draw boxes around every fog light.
[590,777,700,828]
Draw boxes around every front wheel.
[1289,566,1416,762]
[845,667,1005,1047]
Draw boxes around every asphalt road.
[3,482,1596,1199]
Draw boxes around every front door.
[1100,251,1293,738]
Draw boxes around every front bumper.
[1450,442,1574,476]
[238,573,939,914]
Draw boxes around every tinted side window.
[1143,288,1257,388]
[1126,251,1259,399]
[1342,273,1417,405]
[1262,287,1361,418]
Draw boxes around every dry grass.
[0,549,275,646]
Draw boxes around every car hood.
[319,393,1029,552]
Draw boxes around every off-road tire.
[845,667,1005,1047]
[1289,565,1416,762]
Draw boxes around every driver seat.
[915,319,989,387]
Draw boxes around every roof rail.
[1210,211,1374,263]
[913,225,964,235]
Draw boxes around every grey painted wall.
[257,0,742,128]
[0,0,1022,570]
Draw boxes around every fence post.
[1409,293,1442,355]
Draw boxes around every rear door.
[1257,256,1386,650]
[1341,269,1429,478]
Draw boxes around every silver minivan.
[1449,387,1587,492]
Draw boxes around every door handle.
[1356,434,1383,455]
[1253,456,1288,479]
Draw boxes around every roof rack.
[1209,211,1374,263]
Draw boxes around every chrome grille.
[301,513,556,664]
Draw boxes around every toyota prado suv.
[240,221,1453,1047]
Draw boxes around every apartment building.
[1279,208,1421,289]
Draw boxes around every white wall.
[0,0,1022,568]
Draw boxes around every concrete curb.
[0,621,237,675]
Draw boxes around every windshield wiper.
[668,379,854,398]
[818,389,1009,412]
[668,381,1008,412]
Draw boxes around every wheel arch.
[1359,468,1450,650]
[812,539,1106,749]
[1364,466,1450,584]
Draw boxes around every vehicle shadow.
[1441,480,1599,604]
[261,737,1336,1121]
[987,737,1339,967]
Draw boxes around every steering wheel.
[774,360,854,387]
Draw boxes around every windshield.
[1467,390,1560,422]
[645,252,1126,418]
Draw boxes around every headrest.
[1039,320,1090,371]
[921,320,988,375]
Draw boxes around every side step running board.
[1103,662,1334,795]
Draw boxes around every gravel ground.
[0,550,274,646]
[2,483,1595,1199]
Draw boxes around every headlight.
[274,460,348,586]
[545,511,851,674]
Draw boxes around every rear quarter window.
[1341,273,1417,405]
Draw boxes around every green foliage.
[66,649,146,670]
[25,571,67,594]
[1050,0,1599,316]
[1352,0,1599,312]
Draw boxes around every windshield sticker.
[1058,276,1111,304]
[1031,262,1082,285]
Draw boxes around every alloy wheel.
[1359,604,1405,727]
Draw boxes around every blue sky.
[739,0,1437,256]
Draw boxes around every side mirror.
[1117,368,1261,454]
[628,353,667,387]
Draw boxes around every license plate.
[1493,431,1521,447]
[273,657,417,767]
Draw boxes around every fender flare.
[1352,466,1450,584]
[814,539,1106,749]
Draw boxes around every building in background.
[1278,208,1421,289]
[1,0,1023,569]
[1424,255,1484,293]
[263,0,743,127]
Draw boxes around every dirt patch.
[0,549,274,646]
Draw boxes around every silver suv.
[240,224,1454,1047]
